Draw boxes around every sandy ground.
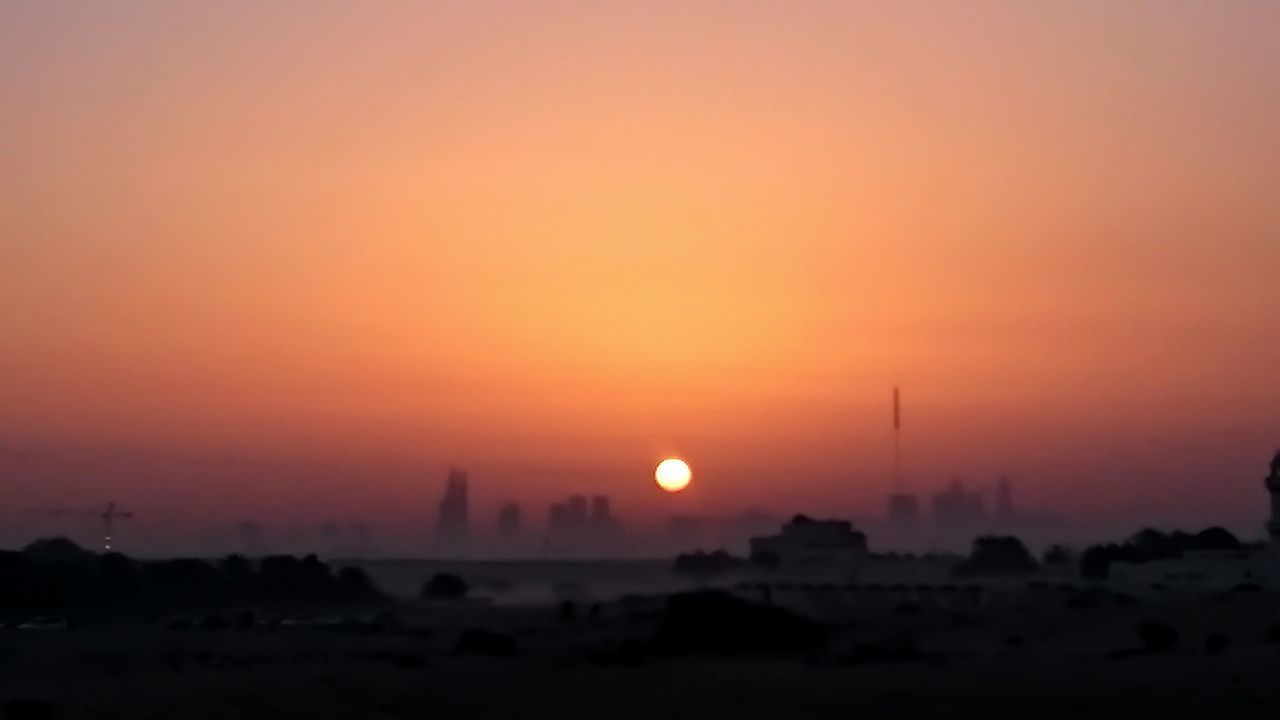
[2,587,1280,719]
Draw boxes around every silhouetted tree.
[673,550,741,577]
[338,566,377,598]
[1082,526,1243,579]
[955,536,1037,576]
[0,540,380,614]
[749,550,780,570]
[23,537,93,562]
[1041,544,1073,567]
[95,552,140,606]
[420,572,468,600]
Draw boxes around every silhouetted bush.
[1041,544,1073,567]
[1136,622,1179,653]
[1082,527,1242,579]
[338,567,377,598]
[654,591,827,655]
[0,537,382,614]
[420,572,468,601]
[674,550,742,577]
[955,536,1037,576]
[749,550,780,570]
[1203,633,1229,654]
[454,628,518,657]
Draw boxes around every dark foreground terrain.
[3,584,1280,719]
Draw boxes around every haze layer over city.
[3,2,1279,558]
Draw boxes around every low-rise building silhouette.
[749,515,868,579]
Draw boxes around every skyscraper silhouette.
[435,467,469,556]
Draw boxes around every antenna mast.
[893,385,903,492]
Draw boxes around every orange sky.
[2,2,1279,548]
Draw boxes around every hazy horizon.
[3,2,1279,555]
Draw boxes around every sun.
[655,458,692,493]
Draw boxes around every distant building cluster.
[879,476,1064,552]
[426,469,628,559]
[545,494,623,557]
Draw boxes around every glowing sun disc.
[655,458,692,492]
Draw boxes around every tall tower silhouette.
[435,467,469,556]
[892,386,902,490]
[886,386,920,540]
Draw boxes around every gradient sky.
[2,2,1279,551]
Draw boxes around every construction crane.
[31,501,135,553]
